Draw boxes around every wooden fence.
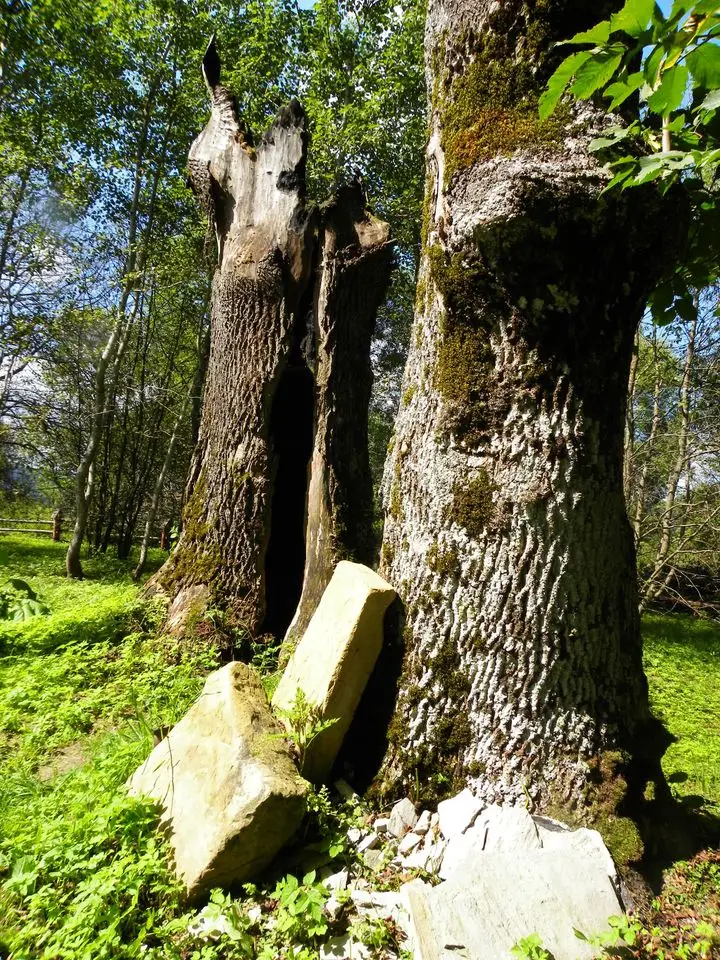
[0,512,164,546]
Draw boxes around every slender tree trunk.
[156,45,391,640]
[378,0,682,824]
[623,331,639,503]
[641,313,697,609]
[134,393,190,580]
[632,327,664,542]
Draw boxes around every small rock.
[388,797,417,838]
[363,848,385,871]
[347,827,364,845]
[320,935,372,959]
[437,788,483,841]
[357,831,379,854]
[323,868,350,891]
[374,817,390,834]
[414,810,431,835]
[334,779,359,802]
[398,832,423,856]
[430,812,439,828]
[325,895,345,922]
[247,905,263,924]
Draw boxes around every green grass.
[0,535,718,958]
[643,611,720,816]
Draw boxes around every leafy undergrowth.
[643,612,720,818]
[0,536,408,959]
[0,535,155,655]
[1,536,719,959]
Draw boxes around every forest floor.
[0,534,718,959]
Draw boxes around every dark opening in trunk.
[262,343,315,639]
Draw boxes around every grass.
[0,533,718,958]
[643,612,720,817]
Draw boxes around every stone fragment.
[320,935,372,959]
[374,817,390,834]
[127,662,308,900]
[325,895,345,922]
[398,831,423,856]
[273,561,396,783]
[440,805,541,881]
[401,845,623,960]
[357,831,379,853]
[334,779,360,802]
[323,868,350,891]
[437,788,483,840]
[414,810,431,835]
[536,823,617,880]
[363,848,385,871]
[388,797,417,838]
[347,827,364,845]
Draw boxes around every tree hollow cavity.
[262,333,315,639]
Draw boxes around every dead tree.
[157,41,391,640]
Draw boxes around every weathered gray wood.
[157,41,391,640]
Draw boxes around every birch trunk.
[379,0,680,821]
[157,43,391,639]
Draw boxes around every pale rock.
[440,805,540,881]
[247,905,263,924]
[320,935,372,959]
[363,848,385,871]
[388,797,417,838]
[402,845,624,960]
[325,895,345,922]
[351,889,402,922]
[127,662,307,900]
[437,788,483,840]
[323,868,350,891]
[374,817,390,834]
[347,827,364,845]
[403,839,446,874]
[334,779,360,802]
[273,562,396,782]
[398,831,423,856]
[414,810,431,835]
[430,812,439,829]
[536,822,617,881]
[357,831,379,853]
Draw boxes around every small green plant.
[271,869,330,942]
[0,577,49,621]
[511,932,554,960]
[273,688,339,774]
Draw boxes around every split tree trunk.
[158,44,391,640]
[379,0,681,821]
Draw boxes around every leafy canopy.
[540,0,720,325]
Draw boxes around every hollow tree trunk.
[157,44,391,639]
[378,0,681,822]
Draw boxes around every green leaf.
[699,89,720,111]
[561,21,611,45]
[644,43,665,86]
[610,0,656,37]
[647,64,689,114]
[539,50,593,119]
[570,49,625,99]
[604,71,644,109]
[686,43,720,90]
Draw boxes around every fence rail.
[0,515,162,546]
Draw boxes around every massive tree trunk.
[379,0,680,828]
[158,43,391,640]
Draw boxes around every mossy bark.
[379,0,683,817]
[155,47,391,639]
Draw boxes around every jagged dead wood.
[378,0,682,818]
[155,42,391,639]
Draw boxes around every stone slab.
[272,561,395,782]
[402,847,623,960]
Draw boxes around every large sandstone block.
[127,661,308,901]
[273,561,396,783]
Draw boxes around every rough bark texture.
[157,47,391,640]
[284,186,392,651]
[379,0,681,828]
